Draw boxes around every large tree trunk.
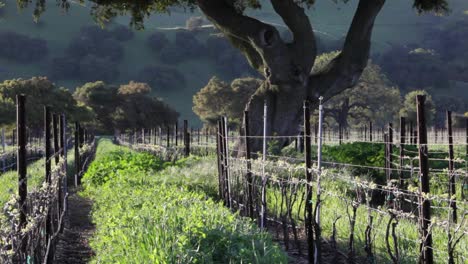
[197,0,386,155]
[240,81,311,155]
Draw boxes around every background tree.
[73,81,119,133]
[17,0,449,152]
[193,77,231,126]
[75,80,179,133]
[316,55,401,130]
[400,90,436,126]
[0,77,92,128]
[113,81,179,130]
[0,96,15,126]
[193,76,262,128]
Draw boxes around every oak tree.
[17,0,449,152]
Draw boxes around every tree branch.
[198,0,313,86]
[270,0,317,73]
[197,0,277,45]
[308,0,386,101]
[224,34,264,72]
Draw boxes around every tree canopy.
[0,77,93,128]
[400,90,436,126]
[14,0,451,152]
[193,76,262,128]
[74,80,179,133]
[15,0,448,29]
[313,52,401,129]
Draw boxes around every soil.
[53,188,95,264]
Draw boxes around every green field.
[81,139,287,263]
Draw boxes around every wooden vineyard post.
[339,122,342,145]
[314,123,318,144]
[60,114,67,224]
[221,117,231,208]
[184,120,189,157]
[216,120,225,202]
[74,122,80,187]
[416,95,433,264]
[1,128,5,172]
[216,120,224,201]
[299,131,304,153]
[387,123,393,181]
[303,100,314,264]
[446,111,457,222]
[53,114,60,165]
[244,111,254,218]
[166,126,170,149]
[175,122,178,147]
[260,102,267,229]
[44,106,53,263]
[399,117,406,187]
[142,128,145,145]
[17,95,27,256]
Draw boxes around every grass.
[81,138,287,263]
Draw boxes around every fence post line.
[17,95,27,258]
[184,120,189,157]
[416,95,433,264]
[53,114,60,165]
[166,125,170,149]
[57,114,65,220]
[218,119,226,203]
[446,111,457,223]
[216,120,224,201]
[244,111,254,219]
[222,117,231,208]
[2,127,5,172]
[60,114,68,220]
[44,106,53,263]
[303,100,314,264]
[142,128,145,145]
[315,97,324,263]
[388,123,393,181]
[338,122,342,145]
[260,101,267,229]
[175,122,178,146]
[399,117,406,187]
[74,122,80,187]
[465,118,467,156]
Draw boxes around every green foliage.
[0,77,93,127]
[74,81,179,133]
[267,134,282,156]
[82,140,287,263]
[83,150,163,186]
[322,142,385,183]
[15,0,449,29]
[193,76,261,128]
[399,90,436,126]
[314,52,401,128]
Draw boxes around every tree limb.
[197,0,277,45]
[308,0,386,101]
[270,0,317,73]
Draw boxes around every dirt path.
[54,188,95,264]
